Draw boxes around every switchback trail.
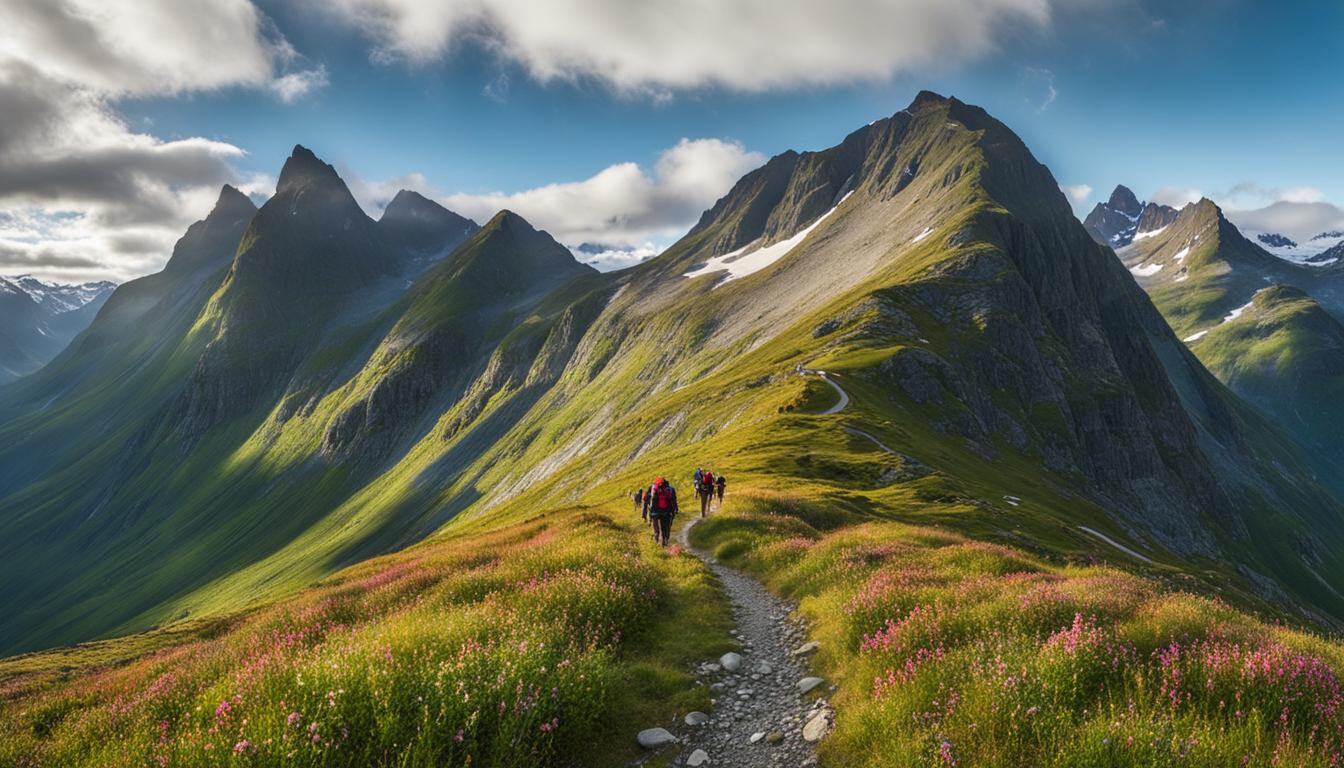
[801,365,1152,570]
[797,365,848,415]
[669,517,828,767]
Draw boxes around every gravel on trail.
[644,517,828,767]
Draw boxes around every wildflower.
[215,699,232,719]
[939,739,957,765]
[233,740,252,754]
[287,712,302,728]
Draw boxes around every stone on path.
[637,727,678,749]
[791,641,819,656]
[797,676,825,694]
[687,748,711,766]
[719,651,744,672]
[684,711,710,726]
[766,731,784,744]
[803,710,831,742]
[750,731,766,743]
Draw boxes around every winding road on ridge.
[795,364,1158,567]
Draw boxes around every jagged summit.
[1107,185,1142,216]
[275,144,343,193]
[1083,184,1179,247]
[379,190,478,257]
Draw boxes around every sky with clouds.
[2,0,1343,282]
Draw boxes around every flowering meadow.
[693,496,1344,767]
[0,512,725,767]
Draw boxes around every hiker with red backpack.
[643,476,678,546]
[698,469,715,517]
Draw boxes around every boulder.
[636,727,678,749]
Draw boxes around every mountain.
[377,189,479,259]
[1186,285,1344,468]
[0,275,115,382]
[1082,184,1180,247]
[1106,193,1344,496]
[4,96,1344,659]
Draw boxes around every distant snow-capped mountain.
[0,275,116,383]
[1242,230,1344,267]
[1082,185,1180,247]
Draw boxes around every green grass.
[0,508,732,767]
[690,496,1344,767]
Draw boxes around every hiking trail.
[662,516,828,767]
[797,365,848,415]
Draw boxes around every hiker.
[634,487,645,519]
[715,473,726,507]
[699,469,714,517]
[644,476,678,546]
[693,466,704,490]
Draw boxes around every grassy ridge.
[0,511,731,767]
[693,496,1344,767]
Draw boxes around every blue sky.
[3,0,1343,281]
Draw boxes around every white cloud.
[569,243,661,271]
[1061,183,1092,202]
[270,66,330,103]
[325,0,1095,93]
[1149,186,1203,209]
[439,138,766,250]
[1226,201,1344,244]
[0,0,322,282]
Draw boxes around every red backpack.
[655,483,674,511]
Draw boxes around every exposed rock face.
[1083,185,1179,247]
[377,189,478,258]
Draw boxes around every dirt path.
[670,517,827,766]
[797,366,849,415]
[1078,525,1157,565]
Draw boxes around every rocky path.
[650,518,829,767]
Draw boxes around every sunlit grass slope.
[694,496,1344,767]
[0,511,730,767]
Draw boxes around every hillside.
[1111,193,1344,491]
[3,92,1344,667]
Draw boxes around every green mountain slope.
[1109,192,1344,494]
[3,94,1344,662]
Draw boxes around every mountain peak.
[211,184,257,220]
[379,190,478,257]
[276,144,342,193]
[1107,185,1141,215]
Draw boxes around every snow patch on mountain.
[1132,226,1168,242]
[1130,262,1163,277]
[684,193,852,286]
[1244,230,1344,267]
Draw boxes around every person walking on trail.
[634,487,645,519]
[645,476,678,546]
[715,473,726,508]
[699,469,714,517]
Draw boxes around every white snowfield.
[1224,299,1254,322]
[911,226,934,243]
[684,193,852,286]
[1132,225,1168,242]
[1129,262,1163,277]
[1173,246,1190,262]
[1251,230,1344,266]
[1181,295,1259,344]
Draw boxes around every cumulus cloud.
[0,0,322,281]
[270,66,330,103]
[325,0,1097,93]
[1149,186,1204,209]
[439,138,766,251]
[1061,183,1092,202]
[1227,201,1344,244]
[343,138,764,270]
